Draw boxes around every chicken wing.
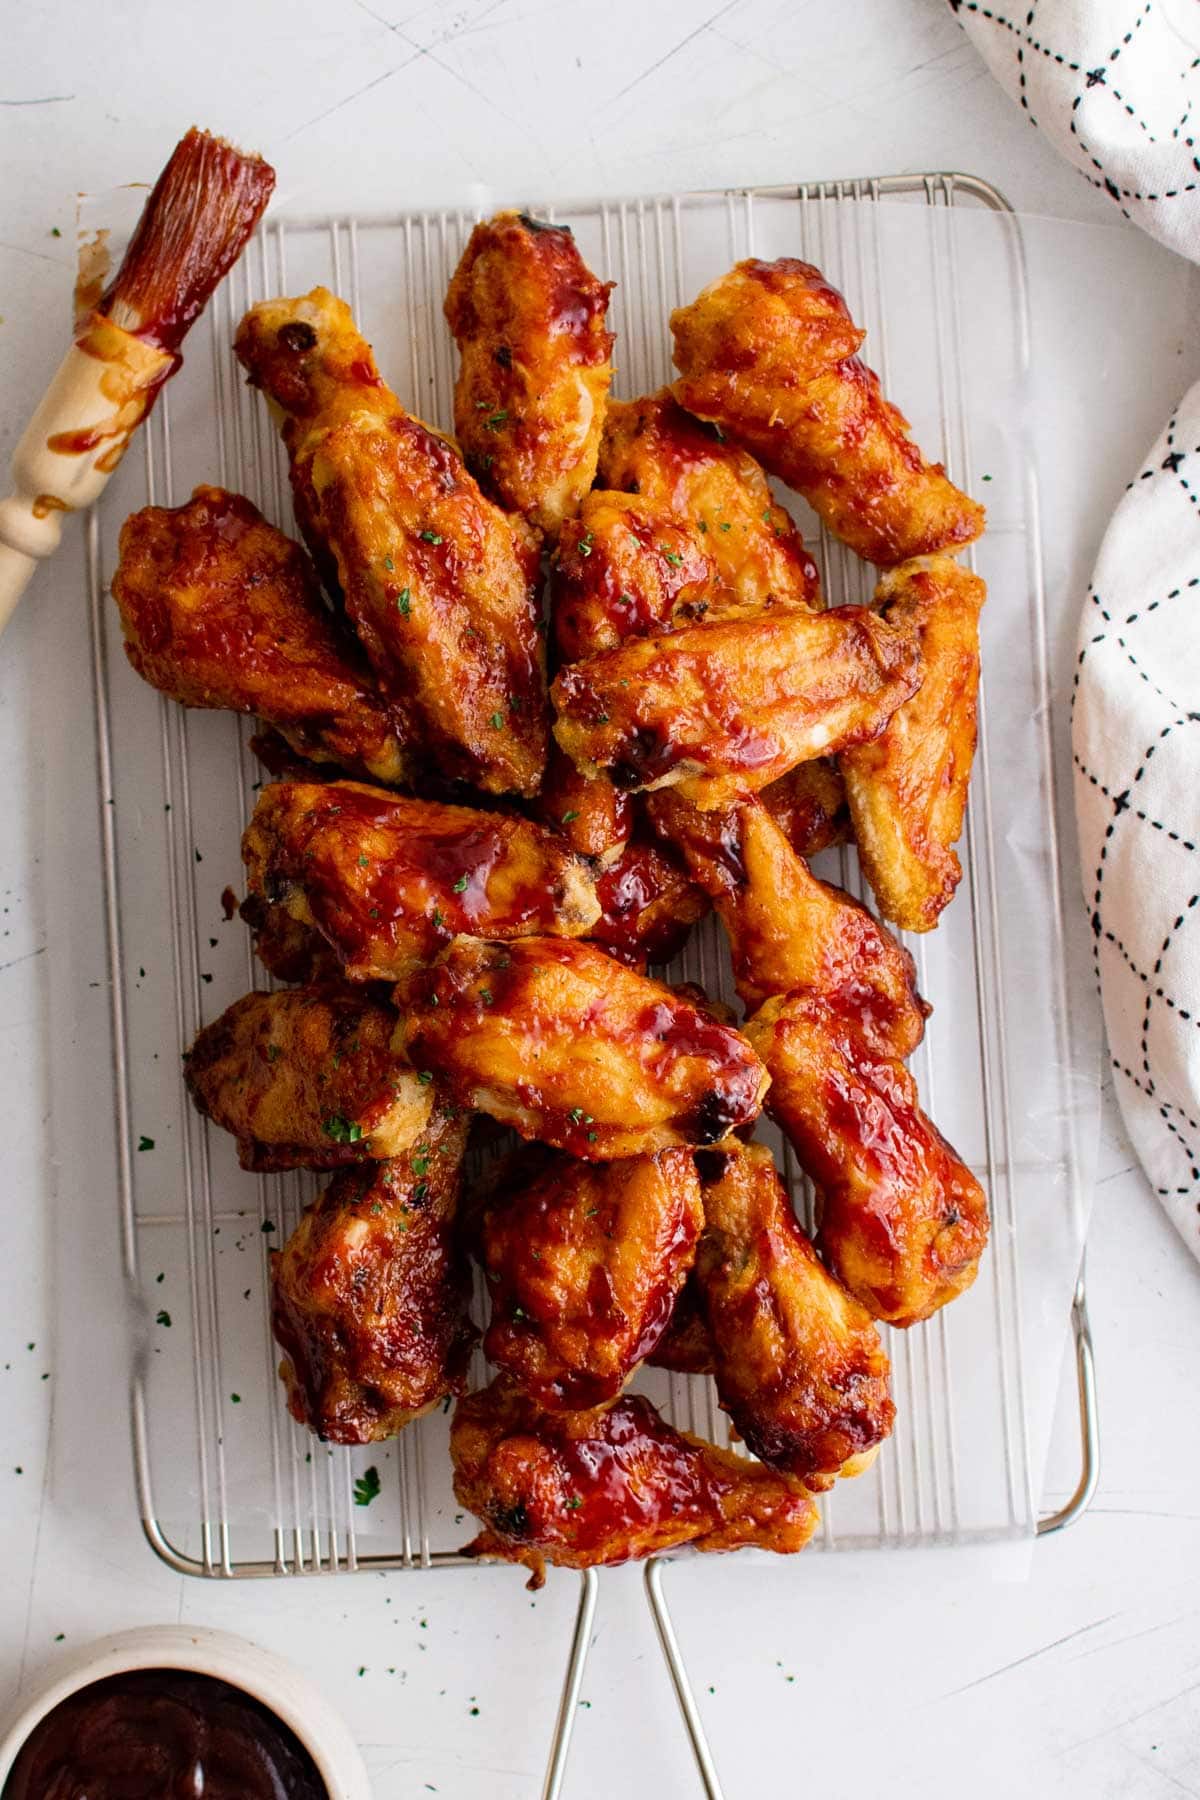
[184,986,432,1171]
[444,210,614,534]
[646,1275,716,1375]
[587,836,708,969]
[481,1147,702,1408]
[235,287,548,796]
[694,1141,893,1488]
[271,1105,474,1443]
[535,742,635,864]
[553,604,922,810]
[647,791,925,1042]
[839,554,986,931]
[112,486,408,786]
[760,757,852,858]
[551,492,725,664]
[238,894,346,987]
[241,779,599,987]
[670,259,985,567]
[451,1376,819,1585]
[597,390,821,609]
[401,936,769,1157]
[744,992,988,1326]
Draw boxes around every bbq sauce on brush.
[3,1669,328,1800]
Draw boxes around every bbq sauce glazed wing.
[272,1106,474,1444]
[444,210,615,535]
[112,487,409,786]
[241,780,599,987]
[552,604,922,811]
[648,791,925,1048]
[551,492,725,663]
[586,836,709,970]
[481,1147,703,1408]
[744,992,988,1326]
[184,987,432,1172]
[534,742,635,864]
[694,1142,894,1489]
[451,1376,819,1585]
[597,390,821,610]
[670,259,985,567]
[760,757,852,858]
[839,554,986,932]
[235,287,548,796]
[401,936,769,1158]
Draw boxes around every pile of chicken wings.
[112,211,989,1586]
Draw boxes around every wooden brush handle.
[0,317,175,635]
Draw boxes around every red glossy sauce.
[2,1669,326,1800]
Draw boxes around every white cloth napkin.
[951,0,1200,1254]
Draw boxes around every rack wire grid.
[85,171,1097,1798]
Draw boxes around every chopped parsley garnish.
[230,1393,241,1404]
[718,521,732,532]
[661,547,683,566]
[578,531,594,556]
[568,1107,585,1123]
[397,588,411,615]
[480,988,494,1005]
[565,1496,583,1510]
[137,1135,155,1152]
[615,592,634,606]
[155,1309,171,1327]
[453,874,469,893]
[357,853,370,868]
[484,409,509,431]
[383,555,394,571]
[697,519,708,532]
[353,1465,382,1506]
[323,1116,364,1144]
[417,1070,434,1084]
[412,1155,430,1176]
[432,908,445,929]
[561,809,579,823]
[412,1181,428,1203]
[490,711,505,729]
[419,530,443,545]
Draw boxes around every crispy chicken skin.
[587,837,708,969]
[271,1107,474,1443]
[839,555,986,931]
[761,757,852,858]
[597,391,821,609]
[241,780,599,987]
[670,259,985,567]
[647,792,925,1039]
[112,487,408,786]
[481,1148,703,1408]
[693,1142,894,1489]
[184,987,432,1172]
[401,936,769,1158]
[451,1376,819,1585]
[553,604,922,811]
[744,993,988,1326]
[444,211,614,535]
[234,287,548,796]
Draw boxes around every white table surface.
[3,3,1200,1796]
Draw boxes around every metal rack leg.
[644,1559,727,1800]
[1036,1265,1099,1535]
[540,1568,599,1800]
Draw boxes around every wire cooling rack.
[84,172,1098,1800]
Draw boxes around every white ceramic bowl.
[0,1624,371,1797]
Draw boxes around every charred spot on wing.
[609,727,676,791]
[277,321,318,353]
[693,1090,739,1145]
[491,1500,530,1537]
[693,1148,731,1187]
[494,344,513,367]
[518,212,572,237]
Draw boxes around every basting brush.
[0,127,275,633]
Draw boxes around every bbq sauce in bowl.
[2,1668,329,1799]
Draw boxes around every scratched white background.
[3,3,1200,1796]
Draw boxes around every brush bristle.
[99,127,275,351]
